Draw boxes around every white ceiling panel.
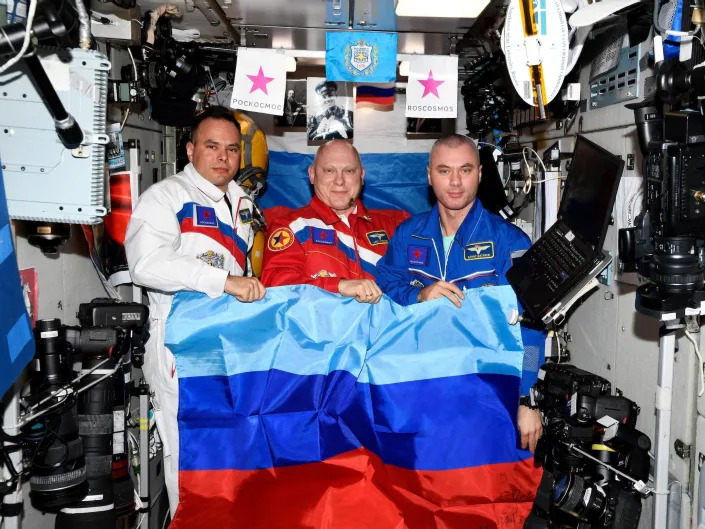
[108,0,482,54]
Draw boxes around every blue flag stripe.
[260,151,432,214]
[356,86,395,97]
[0,164,35,397]
[168,286,523,383]
[0,224,12,264]
[179,370,526,471]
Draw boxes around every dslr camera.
[525,364,651,529]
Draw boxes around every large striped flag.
[0,163,34,397]
[165,285,543,528]
[260,146,544,396]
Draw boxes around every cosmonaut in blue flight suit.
[376,134,544,453]
[375,198,528,301]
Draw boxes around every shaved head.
[313,140,361,169]
[429,134,480,167]
[308,139,365,216]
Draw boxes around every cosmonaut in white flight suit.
[125,106,266,515]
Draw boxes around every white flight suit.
[125,162,254,516]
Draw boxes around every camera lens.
[651,236,705,294]
[27,411,88,511]
[55,349,118,527]
[35,319,72,386]
[552,473,607,522]
[26,319,88,512]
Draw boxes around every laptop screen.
[558,136,625,250]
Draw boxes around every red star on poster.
[413,249,421,258]
[246,66,275,95]
[418,70,444,99]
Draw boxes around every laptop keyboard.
[526,228,592,291]
[546,227,588,270]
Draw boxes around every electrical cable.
[510,191,532,216]
[521,147,550,195]
[128,47,138,79]
[122,47,137,132]
[18,356,123,427]
[531,175,565,184]
[692,33,705,53]
[653,0,700,38]
[626,189,643,228]
[684,329,704,396]
[91,14,112,25]
[0,0,38,74]
[121,107,131,131]
[477,141,502,151]
[206,67,221,106]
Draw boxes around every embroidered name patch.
[464,241,495,261]
[268,227,294,251]
[366,230,389,245]
[407,245,429,266]
[238,208,253,224]
[312,227,336,245]
[195,205,218,227]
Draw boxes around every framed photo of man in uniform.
[275,80,307,131]
[306,77,354,145]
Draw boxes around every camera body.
[527,364,650,529]
[620,115,705,292]
[620,63,705,314]
[460,53,512,139]
[73,297,148,365]
[122,11,238,127]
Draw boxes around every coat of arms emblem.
[345,40,378,76]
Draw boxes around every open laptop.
[507,135,625,325]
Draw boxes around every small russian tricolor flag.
[355,83,395,111]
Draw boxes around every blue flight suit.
[376,199,543,395]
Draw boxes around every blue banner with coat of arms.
[326,31,398,83]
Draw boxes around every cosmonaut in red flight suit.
[261,140,408,303]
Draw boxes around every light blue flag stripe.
[7,314,32,362]
[166,285,523,384]
[0,224,12,265]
